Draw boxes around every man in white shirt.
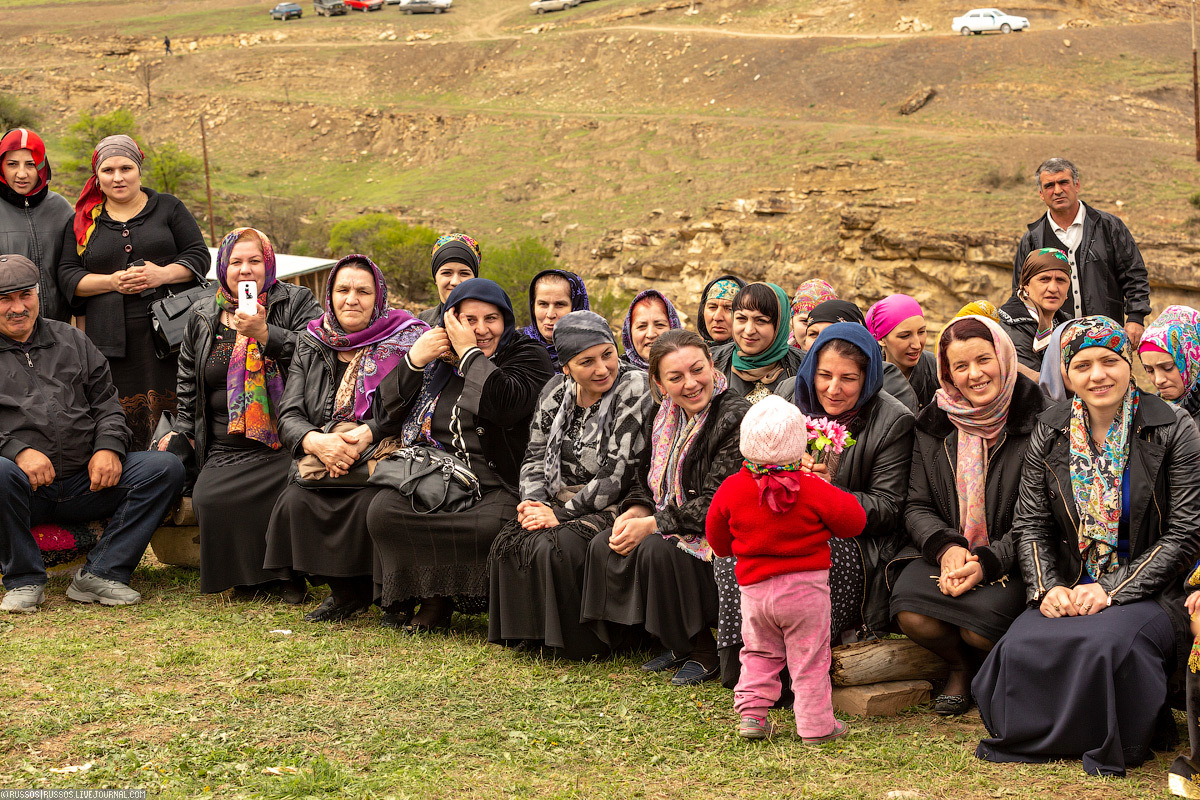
[1010,157,1149,348]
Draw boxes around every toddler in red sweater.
[706,395,866,742]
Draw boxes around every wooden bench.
[830,638,949,717]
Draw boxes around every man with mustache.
[1011,157,1150,348]
[0,255,184,613]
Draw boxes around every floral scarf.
[1139,305,1200,418]
[518,269,590,365]
[650,370,728,561]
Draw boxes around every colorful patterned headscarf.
[72,134,144,255]
[934,316,1019,550]
[1019,247,1070,288]
[214,228,283,448]
[954,300,999,323]
[519,268,590,365]
[1138,305,1200,414]
[1061,316,1137,580]
[697,274,746,344]
[0,128,51,198]
[431,233,481,276]
[791,279,837,319]
[622,289,683,370]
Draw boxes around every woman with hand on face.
[0,128,74,322]
[420,233,480,326]
[368,279,555,633]
[489,311,654,659]
[620,289,682,370]
[999,248,1072,382]
[165,228,320,600]
[1138,306,1200,426]
[582,329,751,687]
[711,282,804,405]
[263,256,428,622]
[56,134,210,450]
[788,278,837,347]
[866,294,938,410]
[697,274,745,347]
[889,316,1042,716]
[518,268,590,368]
[974,317,1200,776]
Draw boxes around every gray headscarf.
[1038,318,1077,402]
[543,311,622,496]
[93,135,144,170]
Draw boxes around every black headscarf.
[805,299,865,328]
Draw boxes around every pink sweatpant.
[734,569,835,738]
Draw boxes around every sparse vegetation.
[0,92,38,132]
[982,165,1026,191]
[327,214,439,302]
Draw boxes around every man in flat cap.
[0,254,184,613]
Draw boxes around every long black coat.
[896,375,1044,584]
[1016,394,1200,676]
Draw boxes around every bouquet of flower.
[804,416,855,464]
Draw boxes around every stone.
[899,86,936,116]
[150,526,201,569]
[832,680,932,717]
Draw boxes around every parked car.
[530,0,577,12]
[270,2,303,20]
[952,8,1029,34]
[399,0,452,13]
[314,0,347,15]
[345,0,384,10]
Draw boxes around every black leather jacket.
[1016,394,1200,676]
[173,281,321,464]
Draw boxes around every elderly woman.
[489,310,654,658]
[163,228,321,599]
[697,274,745,347]
[582,329,751,686]
[367,278,554,632]
[620,289,682,370]
[998,248,1072,381]
[973,317,1200,776]
[786,322,916,642]
[263,255,428,622]
[866,294,938,409]
[518,268,590,368]
[1138,306,1200,426]
[789,278,837,346]
[419,233,480,326]
[889,316,1043,715]
[56,134,209,450]
[712,282,804,405]
[0,128,74,322]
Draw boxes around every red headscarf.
[72,134,145,256]
[0,128,51,197]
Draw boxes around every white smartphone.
[237,281,257,315]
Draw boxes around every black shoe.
[641,649,686,673]
[304,595,370,623]
[278,580,307,606]
[933,694,972,716]
[404,599,453,633]
[1169,756,1200,798]
[671,660,719,686]
[380,611,409,629]
[513,639,542,653]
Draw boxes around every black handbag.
[149,279,211,359]
[368,445,481,514]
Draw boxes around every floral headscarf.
[1138,305,1200,416]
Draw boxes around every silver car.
[399,0,452,12]
[530,0,578,13]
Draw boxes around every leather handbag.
[149,280,212,359]
[368,445,481,514]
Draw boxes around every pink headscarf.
[865,294,924,341]
[934,315,1018,550]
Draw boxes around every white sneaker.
[1,584,45,613]
[66,570,142,606]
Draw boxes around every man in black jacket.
[1011,157,1151,348]
[0,255,184,613]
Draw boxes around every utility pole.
[198,113,216,244]
[1193,0,1198,161]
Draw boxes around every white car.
[530,0,578,13]
[952,8,1029,35]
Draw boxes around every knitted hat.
[739,395,809,466]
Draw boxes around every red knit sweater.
[706,468,867,586]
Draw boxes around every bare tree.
[139,62,156,108]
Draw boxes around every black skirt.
[580,529,718,656]
[889,557,1026,643]
[973,601,1175,776]
[108,313,179,452]
[263,483,383,579]
[367,487,518,611]
[487,510,614,659]
[193,447,292,593]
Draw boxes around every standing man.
[1011,157,1150,348]
[164,35,172,55]
[0,129,75,323]
[0,255,184,613]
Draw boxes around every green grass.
[0,562,1181,799]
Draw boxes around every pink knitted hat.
[740,395,810,466]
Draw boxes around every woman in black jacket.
[56,135,209,450]
[367,278,555,633]
[162,228,321,599]
[997,248,1071,381]
[889,316,1043,716]
[581,329,751,687]
[264,255,428,622]
[974,316,1200,777]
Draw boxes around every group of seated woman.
[152,219,1200,780]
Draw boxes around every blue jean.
[0,452,185,590]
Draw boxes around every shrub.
[143,141,202,200]
[982,165,1025,190]
[0,93,39,132]
[328,214,438,302]
[59,110,139,189]
[1188,191,1200,211]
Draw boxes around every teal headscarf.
[732,282,794,371]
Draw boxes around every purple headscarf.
[864,294,924,341]
[306,254,429,419]
[621,289,682,370]
[518,268,590,365]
